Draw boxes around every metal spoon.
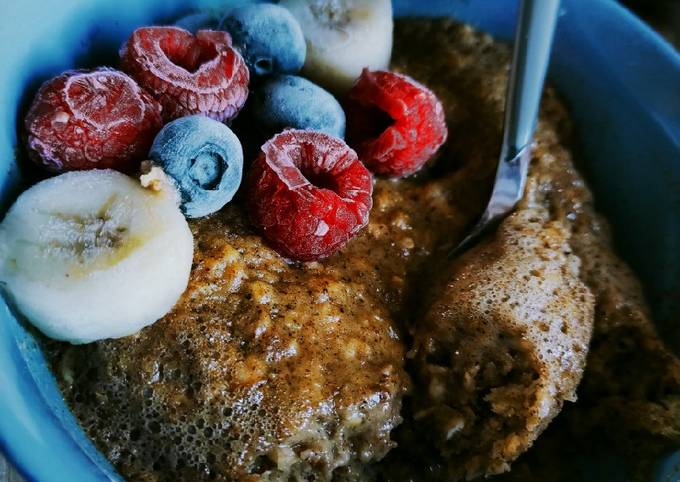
[452,0,561,256]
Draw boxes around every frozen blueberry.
[251,75,345,138]
[174,11,221,32]
[150,115,243,218]
[220,3,306,76]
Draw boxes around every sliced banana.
[0,169,193,344]
[280,0,393,94]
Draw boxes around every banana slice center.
[40,194,143,278]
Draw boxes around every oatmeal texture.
[409,206,594,479]
[379,19,680,482]
[46,18,680,482]
[52,206,409,481]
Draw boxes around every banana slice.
[0,169,193,344]
[280,0,393,93]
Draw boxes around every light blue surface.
[0,1,678,481]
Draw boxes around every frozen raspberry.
[24,68,162,173]
[120,26,249,122]
[345,69,448,178]
[248,129,373,261]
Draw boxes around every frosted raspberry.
[24,68,162,173]
[248,130,373,261]
[120,26,249,122]
[345,69,448,178]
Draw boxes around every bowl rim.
[0,0,678,481]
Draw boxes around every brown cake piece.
[495,89,680,482]
[380,17,679,480]
[53,207,409,481]
[409,204,594,479]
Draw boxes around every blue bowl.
[0,1,678,481]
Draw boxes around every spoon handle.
[501,0,561,160]
[450,0,560,257]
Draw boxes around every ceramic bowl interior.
[0,0,678,481]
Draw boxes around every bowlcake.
[40,17,680,482]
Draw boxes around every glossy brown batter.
[45,18,680,482]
